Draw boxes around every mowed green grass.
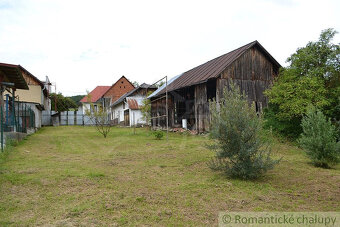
[0,126,339,226]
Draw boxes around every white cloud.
[0,0,339,95]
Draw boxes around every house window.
[123,102,125,109]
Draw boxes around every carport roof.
[0,63,29,90]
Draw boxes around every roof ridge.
[148,40,281,97]
[181,40,257,75]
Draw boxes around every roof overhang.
[0,63,29,90]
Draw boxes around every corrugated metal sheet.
[127,98,139,110]
[152,40,281,97]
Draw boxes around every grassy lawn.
[0,126,339,226]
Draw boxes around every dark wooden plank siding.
[151,45,279,132]
[219,46,276,106]
[194,84,208,133]
[221,47,275,82]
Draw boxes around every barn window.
[207,79,216,101]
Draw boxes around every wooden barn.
[149,41,281,133]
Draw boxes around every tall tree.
[265,28,340,138]
[50,93,78,112]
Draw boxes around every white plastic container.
[182,119,187,129]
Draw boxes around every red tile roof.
[80,86,111,103]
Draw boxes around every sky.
[0,0,339,96]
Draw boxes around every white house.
[111,83,156,126]
[79,86,111,114]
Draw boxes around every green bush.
[264,29,340,139]
[263,104,302,139]
[152,130,164,140]
[298,106,340,168]
[208,82,280,179]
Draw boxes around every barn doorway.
[173,87,195,129]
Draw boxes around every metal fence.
[1,95,36,151]
[42,111,96,126]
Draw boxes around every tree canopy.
[265,28,340,138]
[50,93,78,112]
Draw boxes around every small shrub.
[208,82,280,180]
[298,106,340,168]
[152,130,164,140]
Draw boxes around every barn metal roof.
[151,40,281,97]
[147,74,182,99]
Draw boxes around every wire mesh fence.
[1,95,35,152]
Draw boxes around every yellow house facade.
[3,65,51,128]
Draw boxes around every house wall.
[14,85,42,104]
[104,77,135,104]
[130,109,144,126]
[25,103,42,128]
[111,103,124,124]
[81,103,91,114]
[80,102,104,115]
[111,88,154,126]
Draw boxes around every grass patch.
[0,126,339,225]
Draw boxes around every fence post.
[1,105,4,152]
[1,105,3,152]
[5,94,9,125]
[23,104,27,131]
[12,97,16,132]
[17,102,19,132]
